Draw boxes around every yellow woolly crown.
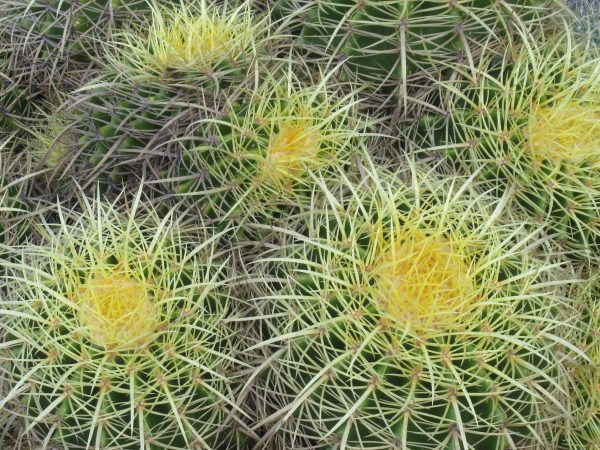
[74,268,160,349]
[373,228,476,334]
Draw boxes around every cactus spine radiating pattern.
[250,163,580,449]
[0,188,250,449]
[164,67,365,221]
[72,0,270,188]
[412,36,600,257]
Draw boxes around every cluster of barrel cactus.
[0,0,597,449]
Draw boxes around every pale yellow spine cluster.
[528,103,600,164]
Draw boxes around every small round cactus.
[31,113,74,169]
[0,187,252,449]
[411,34,600,257]
[162,66,366,223]
[25,105,83,201]
[249,162,581,449]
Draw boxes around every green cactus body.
[71,0,269,189]
[412,37,600,257]
[0,189,250,449]
[250,163,578,449]
[273,0,561,96]
[75,81,192,187]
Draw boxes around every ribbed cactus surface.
[274,0,565,96]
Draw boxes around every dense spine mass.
[0,0,596,449]
[554,271,600,449]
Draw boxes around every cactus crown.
[73,268,160,350]
[147,1,255,71]
[373,227,476,334]
[479,37,599,168]
[411,34,600,253]
[232,69,360,187]
[114,0,265,78]
[315,169,515,339]
[260,103,322,185]
[266,162,552,340]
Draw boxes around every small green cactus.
[31,112,74,171]
[273,0,567,101]
[24,104,84,201]
[162,66,366,223]
[0,187,252,449]
[249,162,582,449]
[71,0,270,188]
[412,34,600,257]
